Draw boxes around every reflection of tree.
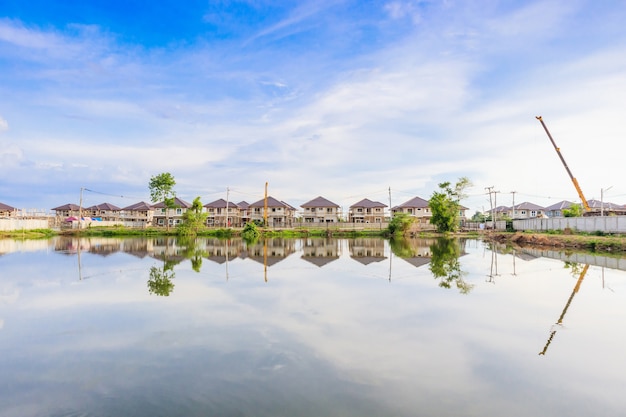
[179,236,207,273]
[429,238,473,294]
[389,238,415,258]
[147,264,176,296]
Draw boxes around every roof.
[350,198,387,209]
[152,197,192,208]
[52,203,81,211]
[0,202,16,211]
[301,196,340,208]
[122,201,153,211]
[513,202,545,210]
[204,198,240,209]
[237,201,250,209]
[587,199,622,210]
[395,196,429,209]
[249,196,293,208]
[86,202,122,211]
[544,200,574,211]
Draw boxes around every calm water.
[1,236,626,417]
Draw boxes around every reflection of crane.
[535,116,591,212]
[539,264,589,355]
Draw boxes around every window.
[176,208,182,215]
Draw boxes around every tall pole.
[79,187,84,229]
[485,186,494,229]
[264,182,268,228]
[226,186,230,227]
[388,186,392,220]
[511,191,517,219]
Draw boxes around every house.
[348,198,387,223]
[301,196,341,223]
[152,197,192,226]
[510,202,545,219]
[204,199,241,227]
[248,196,296,227]
[85,203,122,221]
[121,201,154,224]
[391,196,431,224]
[544,200,574,218]
[51,203,82,219]
[237,201,251,225]
[489,205,510,220]
[0,202,16,217]
[586,199,626,215]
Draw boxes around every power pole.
[485,186,494,229]
[511,191,517,219]
[226,186,230,227]
[388,186,392,220]
[264,182,268,228]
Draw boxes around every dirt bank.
[485,231,626,253]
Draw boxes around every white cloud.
[0,116,7,131]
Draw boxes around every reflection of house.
[391,196,431,224]
[0,202,16,217]
[152,197,192,226]
[85,202,122,221]
[249,196,296,227]
[349,238,387,265]
[301,196,341,223]
[301,238,340,267]
[203,238,245,264]
[121,201,154,224]
[246,238,297,266]
[348,199,387,223]
[204,199,242,227]
[52,203,81,218]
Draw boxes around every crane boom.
[535,116,591,212]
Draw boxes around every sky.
[1,0,626,216]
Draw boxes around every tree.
[429,237,473,294]
[429,177,472,233]
[387,213,414,236]
[563,203,583,217]
[149,172,177,229]
[179,196,207,235]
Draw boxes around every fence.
[0,218,51,231]
[512,216,626,234]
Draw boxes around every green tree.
[471,211,487,222]
[429,177,472,232]
[149,172,177,229]
[179,196,207,235]
[429,237,473,294]
[242,221,260,243]
[563,203,583,217]
[147,264,175,296]
[387,213,415,236]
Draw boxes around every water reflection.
[539,263,590,355]
[3,236,626,416]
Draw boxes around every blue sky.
[2,0,626,215]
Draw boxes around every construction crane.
[539,264,589,355]
[536,116,591,212]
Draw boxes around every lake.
[1,236,626,417]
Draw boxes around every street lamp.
[601,186,613,216]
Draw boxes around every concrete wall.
[513,216,626,234]
[0,218,51,231]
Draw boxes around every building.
[152,197,192,227]
[51,203,82,219]
[348,198,387,223]
[300,196,341,223]
[121,201,154,224]
[204,198,242,227]
[391,196,431,224]
[544,200,574,218]
[85,203,122,221]
[249,196,296,227]
[0,202,16,217]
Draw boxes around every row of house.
[35,194,465,227]
[489,199,626,220]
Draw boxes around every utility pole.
[225,186,230,227]
[511,191,517,219]
[79,187,84,229]
[388,186,392,220]
[264,182,268,228]
[485,186,494,230]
